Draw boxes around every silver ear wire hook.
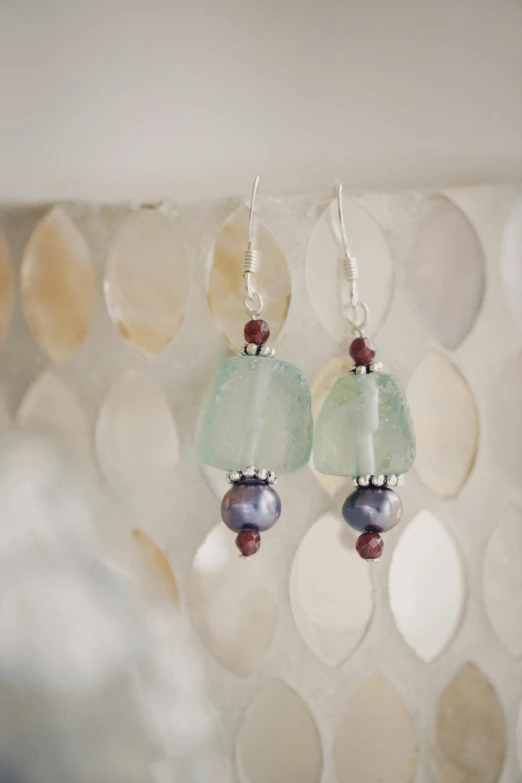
[335,182,369,335]
[248,174,260,246]
[243,174,263,318]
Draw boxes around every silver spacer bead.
[372,474,385,487]
[243,465,257,478]
[397,475,405,486]
[266,471,278,484]
[355,365,368,376]
[370,361,384,373]
[228,470,242,483]
[385,474,398,487]
[259,345,272,357]
[245,343,258,356]
[358,474,371,487]
[257,468,268,481]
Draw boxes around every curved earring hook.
[248,173,260,247]
[334,181,369,334]
[336,182,359,293]
[243,174,263,317]
[337,182,354,265]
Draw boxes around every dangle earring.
[313,183,416,560]
[196,176,313,556]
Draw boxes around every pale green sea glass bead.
[196,355,313,474]
[314,372,415,477]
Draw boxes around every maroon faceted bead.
[349,336,376,366]
[244,319,270,346]
[236,528,261,557]
[356,531,383,560]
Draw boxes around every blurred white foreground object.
[0,432,224,783]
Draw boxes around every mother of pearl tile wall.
[0,184,522,783]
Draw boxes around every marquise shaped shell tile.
[489,354,522,485]
[207,206,290,350]
[306,197,394,342]
[433,663,506,783]
[130,530,179,604]
[17,371,90,456]
[389,510,464,661]
[500,198,522,333]
[95,370,179,490]
[409,197,485,349]
[199,462,231,500]
[189,524,277,677]
[334,676,417,783]
[20,207,95,362]
[290,514,373,666]
[237,680,322,783]
[483,505,522,656]
[408,351,478,497]
[105,208,189,356]
[0,230,14,346]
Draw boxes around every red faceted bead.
[349,336,376,366]
[356,531,383,560]
[236,528,261,557]
[244,319,270,346]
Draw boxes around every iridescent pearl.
[221,481,281,532]
[342,486,402,533]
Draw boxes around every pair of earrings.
[196,178,416,560]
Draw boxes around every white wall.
[1,0,522,202]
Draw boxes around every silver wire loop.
[335,181,370,334]
[244,291,263,317]
[243,174,263,317]
[341,300,368,335]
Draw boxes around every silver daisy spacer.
[257,468,268,481]
[266,471,278,484]
[228,470,242,483]
[259,345,272,357]
[397,475,405,486]
[372,474,386,487]
[245,343,258,356]
[355,365,368,376]
[370,361,384,373]
[358,474,371,487]
[385,474,398,487]
[242,465,257,478]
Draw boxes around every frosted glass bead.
[196,356,313,474]
[314,372,415,477]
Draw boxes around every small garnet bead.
[236,528,261,557]
[244,319,270,346]
[356,531,383,560]
[349,336,376,366]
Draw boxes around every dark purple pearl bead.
[221,481,281,532]
[342,487,402,533]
